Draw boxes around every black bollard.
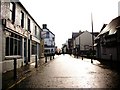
[110,54,112,67]
[91,58,93,63]
[35,55,37,68]
[14,58,17,80]
[50,56,52,60]
[53,55,54,59]
[82,56,83,60]
[77,55,78,58]
[91,57,93,63]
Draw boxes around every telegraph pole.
[91,13,94,63]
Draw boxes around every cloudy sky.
[20,0,119,48]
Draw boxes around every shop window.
[5,32,22,56]
[32,41,37,55]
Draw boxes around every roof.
[100,24,107,32]
[72,31,83,39]
[98,16,120,36]
[42,26,55,36]
[95,24,107,40]
[90,32,99,37]
[72,32,79,39]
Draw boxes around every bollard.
[110,54,112,67]
[50,56,52,60]
[91,59,93,63]
[45,56,47,63]
[77,55,78,58]
[13,58,17,80]
[82,56,83,60]
[35,55,37,68]
[53,55,54,59]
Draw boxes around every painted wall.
[75,31,92,51]
[1,1,42,73]
[43,28,55,54]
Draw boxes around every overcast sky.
[20,0,119,48]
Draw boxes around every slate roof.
[72,32,79,39]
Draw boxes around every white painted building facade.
[42,24,55,56]
[74,31,93,55]
[1,1,42,73]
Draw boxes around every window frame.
[9,2,16,24]
[5,32,22,56]
[20,11,24,28]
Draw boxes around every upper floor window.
[52,37,55,41]
[27,18,30,31]
[20,11,24,28]
[35,25,37,36]
[10,2,15,24]
[46,32,49,38]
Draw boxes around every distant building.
[61,44,68,54]
[72,32,80,55]
[72,31,99,56]
[68,38,73,54]
[42,24,55,56]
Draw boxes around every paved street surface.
[12,54,120,88]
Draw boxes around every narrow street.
[12,54,120,88]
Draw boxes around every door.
[24,38,27,63]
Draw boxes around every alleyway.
[12,54,120,88]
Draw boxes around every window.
[35,26,37,36]
[32,41,37,55]
[52,37,54,41]
[5,32,22,56]
[20,11,24,28]
[10,2,15,24]
[27,18,30,31]
[46,32,49,38]
[84,45,89,50]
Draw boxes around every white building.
[73,31,93,55]
[42,24,55,56]
[1,1,42,73]
[77,31,92,51]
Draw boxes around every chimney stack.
[43,24,47,29]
